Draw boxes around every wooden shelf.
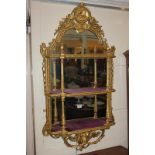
[78,146,128,155]
[48,87,115,97]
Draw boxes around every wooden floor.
[78,146,128,155]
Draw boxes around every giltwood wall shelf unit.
[40,2,116,150]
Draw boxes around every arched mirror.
[40,2,115,150]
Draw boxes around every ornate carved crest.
[40,2,112,55]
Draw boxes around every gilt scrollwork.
[63,129,105,151]
[51,2,111,51]
[41,58,46,94]
[42,121,50,136]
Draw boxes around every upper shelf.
[48,52,115,59]
[48,87,115,97]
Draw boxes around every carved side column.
[61,96,65,131]
[47,50,52,131]
[81,35,87,69]
[46,96,52,131]
[42,56,52,135]
[60,44,66,131]
[106,58,113,125]
[53,59,57,89]
[53,59,58,124]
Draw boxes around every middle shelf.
[47,87,115,97]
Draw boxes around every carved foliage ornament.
[63,129,105,151]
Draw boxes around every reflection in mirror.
[53,29,104,54]
[50,59,61,89]
[50,59,107,89]
[64,59,107,88]
[51,95,107,123]
[63,29,100,54]
[50,29,107,89]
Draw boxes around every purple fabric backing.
[51,117,106,132]
[50,89,61,94]
[65,88,106,94]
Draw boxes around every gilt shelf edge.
[45,88,115,97]
[41,51,116,59]
[51,53,115,59]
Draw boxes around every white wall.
[31,1,129,155]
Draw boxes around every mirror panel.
[50,29,107,89]
[51,94,107,123]
[50,29,107,122]
[63,29,99,54]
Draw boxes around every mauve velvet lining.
[51,117,106,132]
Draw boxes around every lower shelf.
[51,117,106,132]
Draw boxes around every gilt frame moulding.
[40,2,116,151]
